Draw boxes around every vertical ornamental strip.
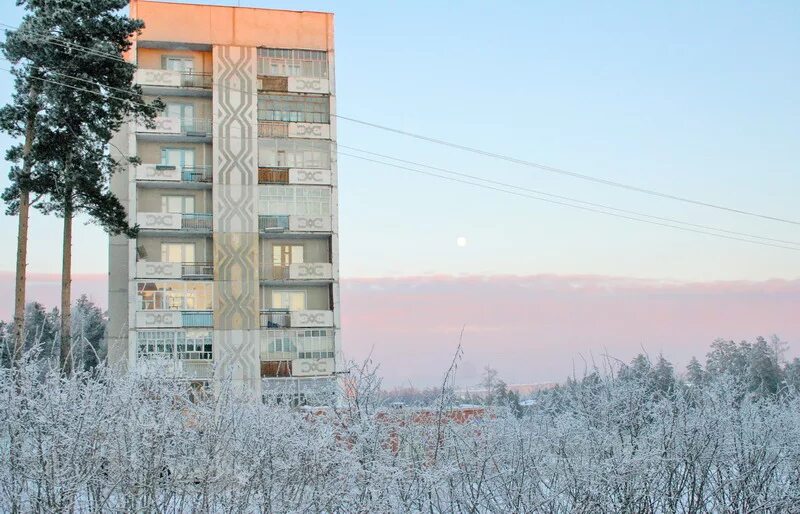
[212,45,261,393]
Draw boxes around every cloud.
[0,271,108,318]
[340,274,800,387]
[2,272,798,388]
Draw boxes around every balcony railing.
[136,116,212,137]
[181,165,213,183]
[261,309,290,328]
[258,215,289,232]
[182,213,212,231]
[180,118,213,137]
[260,310,334,329]
[258,121,288,138]
[182,262,213,279]
[135,310,213,328]
[136,261,212,280]
[181,72,213,89]
[266,266,290,280]
[258,167,289,184]
[263,263,332,281]
[136,164,212,183]
[135,69,213,90]
[182,311,213,328]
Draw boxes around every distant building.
[457,383,559,399]
[108,1,341,399]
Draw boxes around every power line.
[340,145,800,247]
[339,151,800,252]
[2,65,798,251]
[3,24,799,244]
[335,115,800,227]
[2,21,798,228]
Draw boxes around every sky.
[0,1,798,386]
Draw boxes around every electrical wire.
[339,145,800,247]
[2,20,798,229]
[339,151,800,252]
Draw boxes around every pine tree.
[1,0,163,374]
[0,33,41,366]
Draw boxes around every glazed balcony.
[260,328,335,362]
[258,167,331,186]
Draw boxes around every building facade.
[108,1,341,400]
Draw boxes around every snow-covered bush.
[1,349,800,512]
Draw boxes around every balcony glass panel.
[259,215,289,232]
[137,281,213,310]
[258,138,331,169]
[137,329,213,360]
[257,94,329,124]
[257,48,328,78]
[181,213,212,231]
[182,311,213,327]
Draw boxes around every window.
[161,195,195,214]
[257,48,328,78]
[273,245,304,266]
[137,282,213,310]
[268,336,297,354]
[257,94,329,124]
[272,290,306,311]
[271,244,303,279]
[259,186,330,216]
[165,102,194,119]
[161,148,195,168]
[163,56,194,73]
[262,329,334,359]
[258,138,331,169]
[164,103,196,133]
[161,243,195,263]
[138,329,212,361]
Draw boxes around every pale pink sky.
[2,272,798,387]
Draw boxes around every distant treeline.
[0,296,106,370]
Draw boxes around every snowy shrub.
[1,345,800,512]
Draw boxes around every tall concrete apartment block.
[109,1,341,400]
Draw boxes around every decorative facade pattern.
[213,45,260,387]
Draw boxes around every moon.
[456,236,467,248]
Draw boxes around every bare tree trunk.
[11,84,39,366]
[60,198,73,375]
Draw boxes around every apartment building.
[108,0,341,400]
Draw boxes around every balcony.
[135,69,213,93]
[258,215,289,232]
[136,261,213,280]
[136,117,213,140]
[137,212,212,233]
[257,121,330,140]
[136,164,212,186]
[260,328,335,362]
[258,167,332,186]
[264,263,333,282]
[135,310,213,328]
[260,309,334,328]
[182,311,214,328]
[258,215,332,235]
